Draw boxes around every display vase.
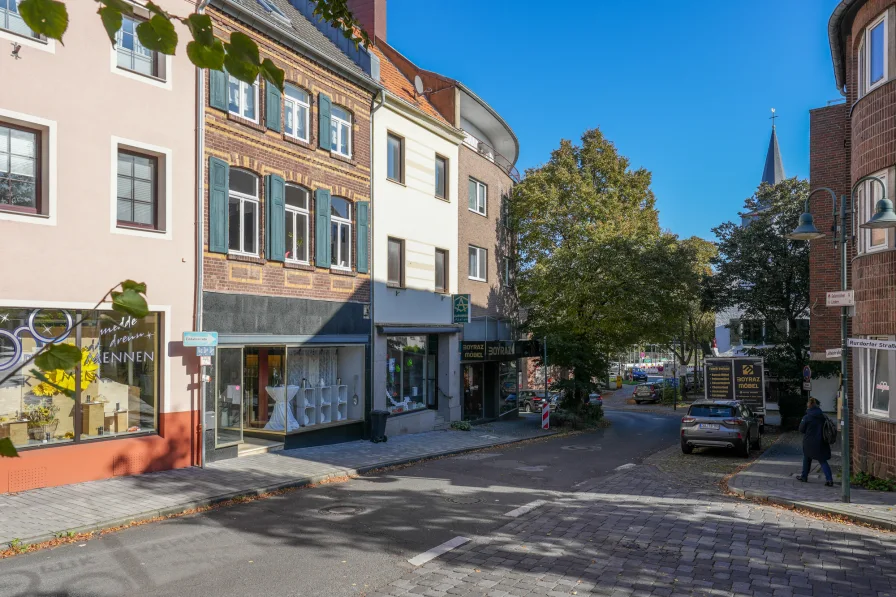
[28,421,58,442]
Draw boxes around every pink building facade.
[0,0,198,493]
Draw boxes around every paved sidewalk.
[0,417,553,547]
[727,432,896,529]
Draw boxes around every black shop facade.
[460,333,539,422]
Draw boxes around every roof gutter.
[214,0,383,93]
[829,0,860,95]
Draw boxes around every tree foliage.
[703,178,836,417]
[16,0,370,91]
[511,129,662,404]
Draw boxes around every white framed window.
[0,122,40,215]
[859,337,894,418]
[860,13,888,97]
[1,0,40,41]
[858,172,889,253]
[228,169,259,256]
[386,132,404,183]
[285,184,310,263]
[468,245,487,281]
[435,248,448,293]
[284,85,310,142]
[435,155,448,199]
[330,196,352,269]
[468,177,487,215]
[387,237,404,287]
[227,75,259,122]
[116,150,157,229]
[115,15,161,79]
[330,106,352,158]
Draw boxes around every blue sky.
[386,0,841,241]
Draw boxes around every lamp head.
[787,212,826,241]
[860,198,896,229]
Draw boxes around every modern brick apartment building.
[200,0,381,460]
[810,0,896,479]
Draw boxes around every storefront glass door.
[216,347,243,446]
[463,364,484,421]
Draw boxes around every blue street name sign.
[183,331,218,347]
[196,346,216,357]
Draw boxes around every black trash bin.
[370,409,390,443]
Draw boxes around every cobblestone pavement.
[728,432,896,529]
[0,417,552,546]
[372,438,896,597]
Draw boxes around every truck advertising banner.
[704,357,766,413]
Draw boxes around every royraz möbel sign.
[848,338,896,351]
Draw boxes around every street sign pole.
[839,195,851,504]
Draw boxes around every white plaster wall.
[372,104,460,324]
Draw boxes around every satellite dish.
[414,75,424,96]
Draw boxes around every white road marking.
[615,463,637,471]
[504,500,547,518]
[408,536,471,566]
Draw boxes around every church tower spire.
[761,108,785,185]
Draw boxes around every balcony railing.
[463,137,520,183]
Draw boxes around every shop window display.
[0,307,159,449]
[499,360,519,415]
[386,336,435,414]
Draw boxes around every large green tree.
[703,178,834,420]
[511,129,662,405]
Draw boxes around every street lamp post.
[787,177,896,504]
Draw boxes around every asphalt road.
[0,411,681,597]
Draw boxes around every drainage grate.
[444,495,483,505]
[319,504,365,516]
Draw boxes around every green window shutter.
[318,93,331,151]
[208,157,229,254]
[265,174,286,261]
[209,70,227,111]
[356,200,369,274]
[468,178,477,211]
[265,82,281,132]
[315,188,331,267]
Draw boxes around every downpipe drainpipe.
[196,0,210,467]
[368,89,385,437]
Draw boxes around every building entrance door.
[463,363,484,421]
[215,347,244,446]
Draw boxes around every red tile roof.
[369,44,453,127]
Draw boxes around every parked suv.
[632,382,659,404]
[518,390,550,413]
[680,400,761,457]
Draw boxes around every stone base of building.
[854,414,896,480]
[0,410,197,494]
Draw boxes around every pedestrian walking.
[797,397,834,486]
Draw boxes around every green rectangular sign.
[452,294,471,324]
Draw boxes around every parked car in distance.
[632,383,659,404]
[680,400,761,457]
[587,392,603,408]
[518,390,550,413]
[632,370,648,382]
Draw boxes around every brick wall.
[203,8,373,305]
[855,414,896,478]
[853,250,896,335]
[809,103,852,358]
[457,146,515,319]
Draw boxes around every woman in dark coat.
[797,397,834,486]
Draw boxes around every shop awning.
[377,326,461,335]
[217,334,369,345]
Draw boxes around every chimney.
[346,0,386,43]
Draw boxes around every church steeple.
[761,109,785,185]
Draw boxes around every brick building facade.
[200,0,381,461]
[811,0,896,479]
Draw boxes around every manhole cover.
[445,495,483,504]
[319,504,365,516]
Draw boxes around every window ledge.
[468,277,487,283]
[857,412,896,424]
[387,177,406,187]
[227,252,265,265]
[282,134,313,149]
[0,206,43,217]
[284,260,314,271]
[117,223,165,234]
[435,195,449,203]
[468,208,487,217]
[227,112,266,132]
[329,151,354,164]
[330,267,356,277]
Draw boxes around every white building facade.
[369,58,466,436]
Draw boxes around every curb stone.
[7,431,560,551]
